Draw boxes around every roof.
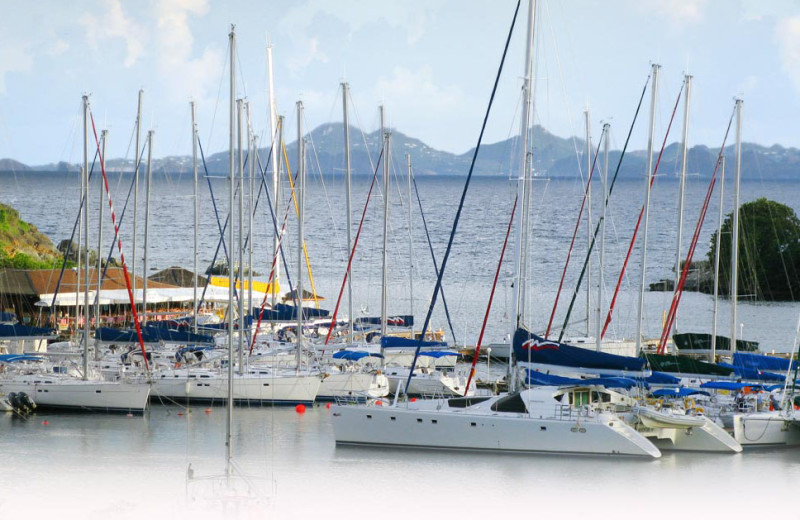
[0,268,177,298]
[148,266,207,288]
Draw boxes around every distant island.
[2,123,799,180]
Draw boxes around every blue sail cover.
[380,336,447,349]
[0,354,44,363]
[419,351,462,359]
[651,388,710,398]
[95,326,215,345]
[354,315,414,327]
[699,381,766,391]
[524,369,641,389]
[646,371,682,385]
[733,352,797,373]
[253,303,330,321]
[717,362,785,383]
[513,328,646,372]
[0,323,56,338]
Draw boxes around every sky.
[1,0,800,166]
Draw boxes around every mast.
[296,101,305,368]
[237,98,245,375]
[96,129,107,360]
[730,98,743,355]
[380,105,389,338]
[132,89,143,321]
[635,63,660,356]
[275,115,285,309]
[226,24,235,478]
[510,0,536,389]
[673,74,692,333]
[342,82,354,344]
[247,102,255,338]
[267,42,280,307]
[584,109,592,337]
[711,156,726,362]
[595,123,609,351]
[407,153,414,325]
[82,94,89,381]
[191,101,199,334]
[143,129,153,325]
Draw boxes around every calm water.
[3,171,800,519]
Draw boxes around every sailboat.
[333,0,661,458]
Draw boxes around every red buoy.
[42,420,49,426]
[375,400,383,406]
[177,412,184,417]
[295,404,306,414]
[410,398,417,402]
[325,403,331,409]
[204,408,213,414]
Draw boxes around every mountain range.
[4,123,800,180]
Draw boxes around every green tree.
[707,197,800,301]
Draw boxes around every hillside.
[0,203,62,269]
[8,122,800,179]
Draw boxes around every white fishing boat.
[332,386,660,457]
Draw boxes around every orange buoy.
[295,404,306,414]
[204,408,212,414]
[375,400,383,406]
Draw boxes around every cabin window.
[490,393,528,413]
[366,415,372,419]
[447,397,491,408]
[95,390,102,393]
[570,390,590,407]
[540,426,546,431]
[390,417,396,421]
[263,383,270,387]
[417,418,423,423]
[431,420,438,424]
[470,422,477,427]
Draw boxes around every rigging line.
[405,0,522,394]
[322,148,385,346]
[465,194,518,394]
[594,80,683,342]
[548,73,650,343]
[250,139,300,353]
[49,149,99,309]
[89,109,150,373]
[281,140,320,308]
[657,108,736,354]
[545,131,604,338]
[411,171,458,343]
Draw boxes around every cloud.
[46,40,69,57]
[80,0,145,67]
[776,16,800,92]
[0,45,33,94]
[154,0,223,103]
[287,37,328,75]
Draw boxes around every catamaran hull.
[317,372,389,401]
[0,380,150,413]
[332,405,660,457]
[151,374,321,405]
[637,417,742,453]
[732,413,800,447]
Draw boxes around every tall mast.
[296,101,305,368]
[82,94,89,380]
[267,42,280,307]
[237,98,245,375]
[380,105,389,338]
[711,156,726,362]
[635,63,660,356]
[275,115,285,309]
[132,89,143,319]
[191,101,199,334]
[584,109,592,337]
[730,98,743,355]
[407,153,414,325]
[226,24,235,478]
[342,82,354,344]
[595,123,609,351]
[247,102,255,338]
[96,129,107,360]
[142,129,153,325]
[673,74,692,333]
[512,0,536,333]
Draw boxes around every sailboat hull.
[732,413,800,447]
[0,377,150,413]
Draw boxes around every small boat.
[634,406,706,429]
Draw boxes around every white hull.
[332,389,660,458]
[633,411,742,453]
[385,368,473,397]
[0,377,149,413]
[732,412,800,447]
[151,369,321,405]
[317,372,389,401]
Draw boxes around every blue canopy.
[651,388,710,398]
[419,351,462,359]
[332,350,384,361]
[253,303,329,321]
[380,336,448,349]
[717,362,785,383]
[513,327,646,372]
[0,354,44,363]
[646,371,682,385]
[354,315,414,327]
[524,370,642,390]
[95,326,215,345]
[699,381,766,391]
